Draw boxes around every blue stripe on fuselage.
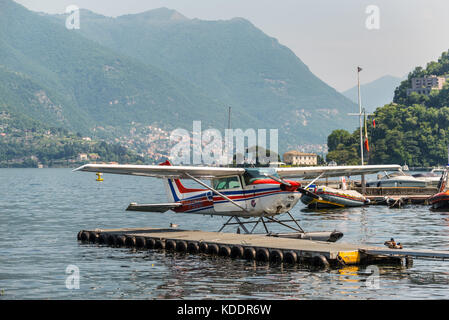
[182,186,281,201]
[167,180,283,204]
[167,179,180,202]
[213,191,293,204]
[182,191,295,213]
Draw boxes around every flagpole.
[227,106,231,167]
[357,67,367,195]
[357,67,364,166]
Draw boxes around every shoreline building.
[406,75,447,96]
[283,150,317,166]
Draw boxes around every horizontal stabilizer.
[126,202,182,213]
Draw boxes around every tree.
[327,129,354,152]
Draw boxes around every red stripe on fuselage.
[212,189,292,202]
[250,178,299,186]
[173,179,206,193]
[175,196,213,212]
[174,188,297,212]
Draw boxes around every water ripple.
[1,168,449,299]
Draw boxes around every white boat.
[366,171,430,188]
[411,171,442,187]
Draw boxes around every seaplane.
[74,161,401,242]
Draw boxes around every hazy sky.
[14,0,449,91]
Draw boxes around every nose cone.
[288,180,301,188]
[282,180,301,191]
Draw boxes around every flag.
[364,137,369,152]
[373,118,376,128]
[364,113,369,152]
[357,66,363,72]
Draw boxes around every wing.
[73,163,245,179]
[276,164,401,179]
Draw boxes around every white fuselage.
[165,178,301,217]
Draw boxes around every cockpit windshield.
[243,168,279,185]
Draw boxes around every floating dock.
[353,187,437,198]
[77,227,449,267]
[366,195,432,206]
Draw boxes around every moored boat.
[429,190,449,209]
[366,171,429,188]
[299,185,369,209]
[412,171,442,187]
[428,167,449,209]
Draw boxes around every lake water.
[1,168,449,299]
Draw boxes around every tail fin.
[159,160,205,202]
[160,160,181,202]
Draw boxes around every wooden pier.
[366,195,432,207]
[76,227,449,268]
[353,187,437,198]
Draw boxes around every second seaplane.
[74,161,400,242]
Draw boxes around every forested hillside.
[0,110,143,167]
[327,50,449,167]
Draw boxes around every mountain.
[0,0,239,139]
[47,7,358,147]
[341,75,404,112]
[1,0,359,160]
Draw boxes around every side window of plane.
[213,176,242,190]
[227,176,241,189]
[214,179,228,190]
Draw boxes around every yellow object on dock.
[337,251,361,265]
[96,172,103,182]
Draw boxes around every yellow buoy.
[96,172,103,182]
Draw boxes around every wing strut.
[304,172,324,188]
[297,172,325,200]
